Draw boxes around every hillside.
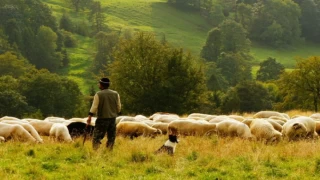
[42,0,320,93]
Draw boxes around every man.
[87,77,121,150]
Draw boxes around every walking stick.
[83,124,88,145]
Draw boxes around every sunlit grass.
[2,131,320,179]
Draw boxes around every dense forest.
[0,0,320,118]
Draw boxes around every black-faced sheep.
[67,121,95,138]
[116,122,162,139]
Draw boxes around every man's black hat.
[99,78,110,84]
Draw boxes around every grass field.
[42,0,320,94]
[2,129,320,179]
[1,110,319,179]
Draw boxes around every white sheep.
[1,120,43,143]
[168,120,216,136]
[282,116,318,141]
[215,120,253,139]
[29,120,55,136]
[245,119,282,144]
[253,111,289,120]
[0,122,37,142]
[49,123,73,142]
[116,121,162,139]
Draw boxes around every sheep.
[244,119,282,144]
[0,122,37,142]
[215,120,253,139]
[0,136,5,142]
[0,116,20,121]
[253,111,289,120]
[1,120,43,143]
[49,123,73,142]
[282,116,318,141]
[150,113,180,122]
[29,120,55,136]
[151,123,169,135]
[187,113,210,120]
[67,121,95,138]
[116,121,162,139]
[168,120,216,136]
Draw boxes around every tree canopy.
[108,32,208,115]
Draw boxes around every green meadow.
[42,0,320,93]
[2,131,320,179]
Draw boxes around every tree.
[89,1,106,33]
[276,56,320,112]
[0,52,32,78]
[21,70,83,118]
[221,81,272,113]
[219,19,251,53]
[217,52,252,87]
[251,0,301,47]
[59,13,74,32]
[30,26,61,71]
[293,0,320,43]
[0,75,33,118]
[200,28,222,62]
[256,57,285,82]
[65,0,93,12]
[108,32,208,115]
[93,31,119,73]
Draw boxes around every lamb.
[215,120,253,139]
[0,122,37,142]
[49,123,73,142]
[168,120,216,136]
[282,116,318,141]
[116,121,162,139]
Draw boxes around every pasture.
[1,135,320,179]
[1,110,320,179]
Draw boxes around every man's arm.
[87,94,99,125]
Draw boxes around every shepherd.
[86,77,121,150]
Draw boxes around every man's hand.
[87,116,92,125]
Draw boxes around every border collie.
[155,134,179,155]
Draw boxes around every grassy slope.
[42,0,320,93]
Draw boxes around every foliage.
[256,57,285,82]
[221,81,273,113]
[217,52,253,87]
[92,31,119,73]
[275,56,320,112]
[293,0,320,43]
[0,52,32,78]
[59,12,74,32]
[250,0,302,47]
[108,32,208,115]
[20,70,83,118]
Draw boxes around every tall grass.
[1,134,320,179]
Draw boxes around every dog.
[154,134,179,156]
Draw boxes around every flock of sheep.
[1,110,320,144]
